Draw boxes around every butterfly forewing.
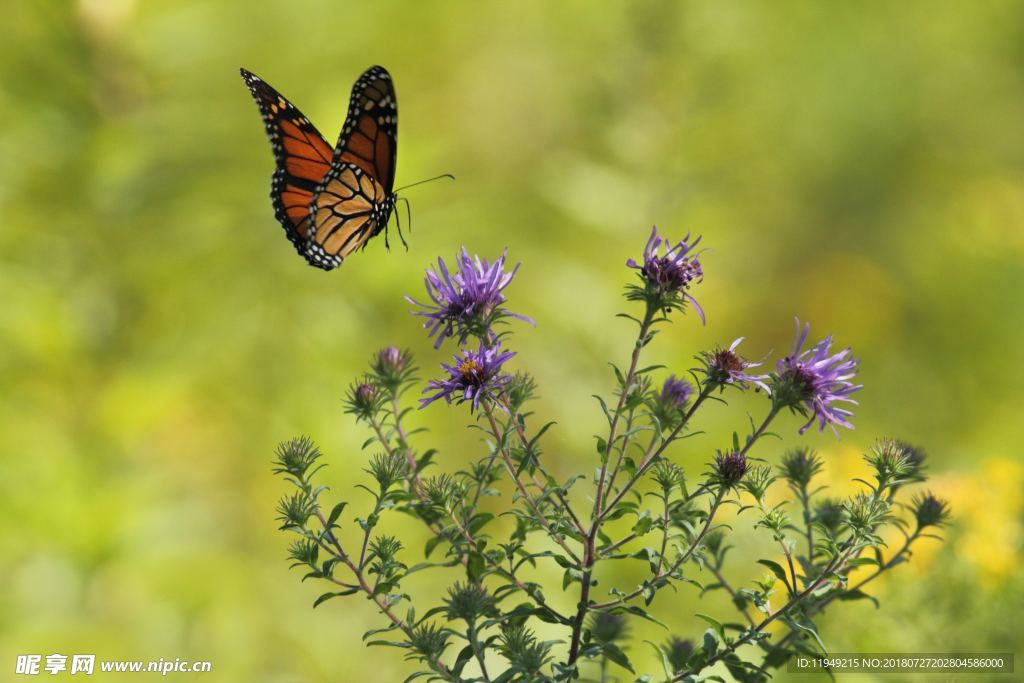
[333,66,398,195]
[240,68,334,255]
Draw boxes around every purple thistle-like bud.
[371,346,414,392]
[650,375,695,432]
[664,637,695,672]
[420,343,516,412]
[355,383,376,404]
[344,379,381,421]
[661,375,694,411]
[775,319,863,436]
[713,450,750,487]
[626,226,705,322]
[376,346,408,373]
[702,337,771,392]
[406,247,534,349]
[912,491,950,529]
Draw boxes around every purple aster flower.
[702,337,771,392]
[420,344,515,412]
[626,226,705,322]
[775,319,863,435]
[406,247,534,349]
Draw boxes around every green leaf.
[601,643,635,672]
[326,502,347,527]
[632,511,654,536]
[702,628,718,658]
[529,421,557,446]
[695,613,725,640]
[757,559,790,588]
[785,619,827,654]
[313,589,357,608]
[616,605,667,629]
[467,553,485,583]
[468,512,494,535]
[424,535,444,558]
[837,588,880,608]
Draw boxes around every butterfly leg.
[397,197,410,251]
[391,199,409,251]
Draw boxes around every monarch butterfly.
[240,65,399,270]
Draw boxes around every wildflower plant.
[273,227,949,682]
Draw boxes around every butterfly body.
[241,65,399,270]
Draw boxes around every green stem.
[484,405,581,564]
[675,548,854,681]
[597,383,713,523]
[467,622,492,682]
[591,491,724,610]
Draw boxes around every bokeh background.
[2,1,1022,681]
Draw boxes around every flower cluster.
[407,247,531,413]
[274,225,947,683]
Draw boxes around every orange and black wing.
[240,68,334,255]
[307,163,388,270]
[332,65,398,195]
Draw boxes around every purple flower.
[703,338,771,392]
[661,375,695,411]
[406,247,534,349]
[775,319,863,435]
[626,226,705,322]
[420,344,515,412]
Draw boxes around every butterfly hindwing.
[240,68,333,255]
[307,163,389,270]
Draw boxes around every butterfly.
[241,65,400,270]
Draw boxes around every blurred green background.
[2,1,1022,680]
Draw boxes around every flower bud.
[713,450,750,488]
[779,448,823,489]
[444,582,497,624]
[912,491,950,529]
[588,611,630,645]
[372,346,413,391]
[664,637,694,672]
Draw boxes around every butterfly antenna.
[393,173,455,193]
